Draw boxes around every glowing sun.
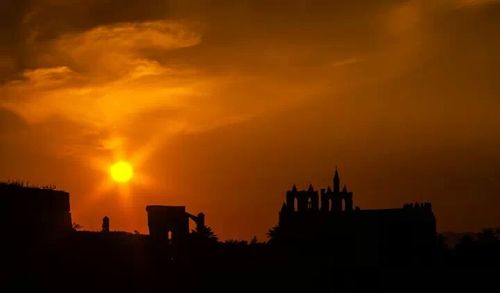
[109,161,134,183]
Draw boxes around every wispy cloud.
[331,57,365,68]
[0,20,206,126]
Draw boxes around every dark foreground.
[2,230,500,293]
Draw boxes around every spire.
[308,184,314,191]
[333,167,340,193]
[342,185,347,193]
[292,184,297,192]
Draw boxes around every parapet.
[403,202,433,211]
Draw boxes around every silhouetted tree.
[477,228,497,243]
[193,224,218,242]
[72,223,83,231]
[224,239,248,246]
[266,225,281,243]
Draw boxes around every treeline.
[439,228,500,267]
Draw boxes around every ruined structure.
[277,169,437,265]
[102,216,110,233]
[0,183,72,239]
[146,205,205,244]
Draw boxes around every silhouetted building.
[102,216,110,233]
[0,183,72,239]
[277,169,437,266]
[147,206,189,244]
[146,205,206,245]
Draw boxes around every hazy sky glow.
[1,0,500,240]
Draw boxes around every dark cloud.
[0,0,172,80]
[26,0,171,39]
[0,0,31,81]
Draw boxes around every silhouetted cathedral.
[282,169,353,215]
[276,169,437,265]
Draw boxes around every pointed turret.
[333,168,340,193]
[342,185,347,193]
[308,184,314,192]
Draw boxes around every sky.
[1,0,500,240]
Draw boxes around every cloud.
[44,21,201,77]
[331,57,365,68]
[0,16,281,164]
[0,20,205,125]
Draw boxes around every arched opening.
[167,230,173,244]
[293,196,298,212]
[307,197,312,209]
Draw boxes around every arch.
[146,206,189,244]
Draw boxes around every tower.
[333,168,340,193]
[102,216,110,233]
[307,184,319,211]
[343,186,353,211]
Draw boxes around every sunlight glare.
[109,160,134,183]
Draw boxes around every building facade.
[276,170,437,266]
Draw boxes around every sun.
[109,160,134,183]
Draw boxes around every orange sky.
[1,0,500,240]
